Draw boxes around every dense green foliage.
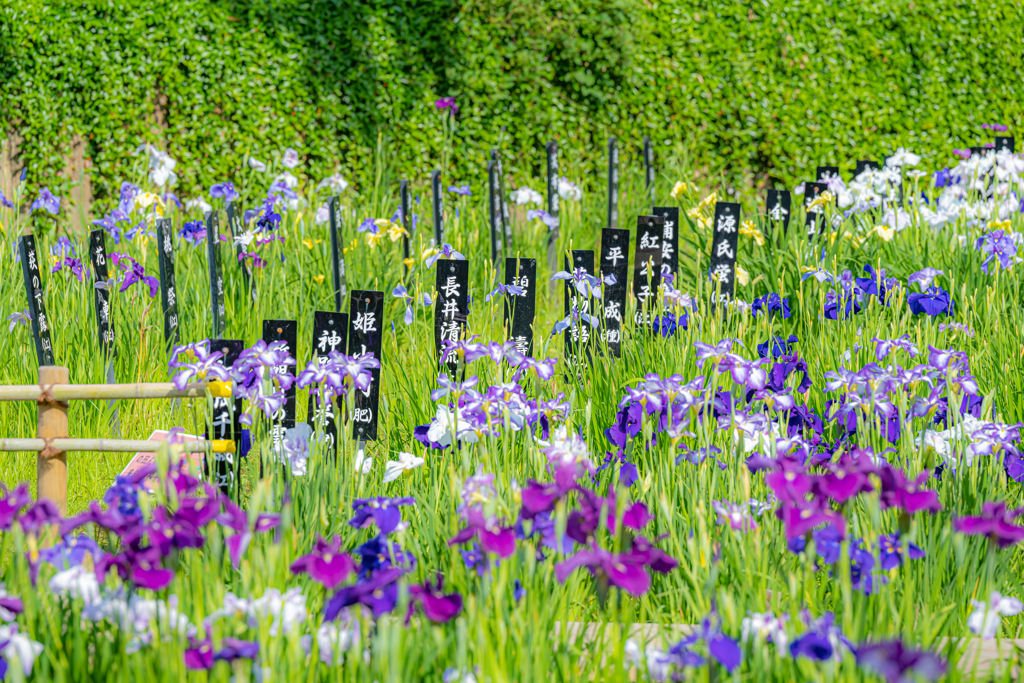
[3,0,1024,210]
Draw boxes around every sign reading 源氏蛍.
[708,202,740,304]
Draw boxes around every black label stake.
[225,200,252,298]
[205,211,226,338]
[328,197,347,313]
[504,258,536,357]
[643,137,655,193]
[632,216,664,331]
[492,150,512,251]
[348,290,385,442]
[434,259,470,375]
[803,182,829,238]
[208,339,243,497]
[545,141,560,296]
[89,230,115,359]
[709,202,740,304]
[995,137,1015,154]
[816,166,840,183]
[399,181,411,276]
[600,228,630,357]
[564,250,595,370]
[431,171,443,246]
[19,235,55,366]
[155,219,181,350]
[854,160,880,177]
[765,190,792,243]
[651,207,679,280]
[488,160,500,264]
[306,310,349,458]
[262,320,298,453]
[607,138,619,230]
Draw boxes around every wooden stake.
[37,365,69,515]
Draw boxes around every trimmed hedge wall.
[1,0,1023,209]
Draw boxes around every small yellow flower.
[736,265,750,286]
[343,237,359,255]
[697,215,712,231]
[807,192,833,212]
[422,246,440,263]
[873,225,896,242]
[988,219,1011,230]
[313,274,325,284]
[670,181,689,200]
[302,239,315,250]
[365,231,385,248]
[686,206,704,220]
[739,220,765,247]
[386,222,409,242]
[698,192,717,211]
[403,257,416,269]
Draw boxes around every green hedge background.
[1,0,1022,213]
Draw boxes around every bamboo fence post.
[37,365,70,515]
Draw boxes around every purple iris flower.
[425,243,466,268]
[30,187,60,215]
[348,497,415,535]
[217,499,281,568]
[120,259,159,297]
[908,267,943,291]
[513,579,526,602]
[435,97,458,114]
[700,610,743,672]
[324,567,405,619]
[757,334,798,360]
[406,573,463,624]
[823,290,861,320]
[290,536,356,590]
[953,501,1024,548]
[856,640,946,683]
[872,335,917,361]
[460,542,494,576]
[353,536,416,577]
[555,545,652,596]
[790,612,852,661]
[0,189,13,209]
[17,499,61,535]
[526,208,559,229]
[907,286,953,316]
[179,220,207,246]
[751,292,791,319]
[0,484,31,530]
[447,185,471,196]
[210,182,238,202]
[449,516,517,558]
[876,465,941,515]
[878,532,926,571]
[215,638,260,662]
[184,637,215,670]
[38,535,102,570]
[975,230,1018,274]
[933,168,953,187]
[816,452,875,504]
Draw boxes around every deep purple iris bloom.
[210,182,238,202]
[120,259,159,297]
[349,497,415,535]
[752,292,791,319]
[215,638,260,662]
[790,612,851,661]
[435,97,459,114]
[184,637,215,670]
[17,499,61,535]
[975,230,1018,274]
[290,536,356,589]
[448,517,517,558]
[757,335,798,360]
[876,465,941,515]
[38,534,102,570]
[555,545,652,596]
[815,452,875,504]
[353,536,416,577]
[878,532,926,571]
[907,286,953,316]
[217,499,281,568]
[406,573,463,624]
[324,567,405,620]
[823,290,861,320]
[0,189,13,209]
[30,187,60,215]
[0,484,32,530]
[856,640,946,683]
[180,220,207,246]
[953,501,1024,548]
